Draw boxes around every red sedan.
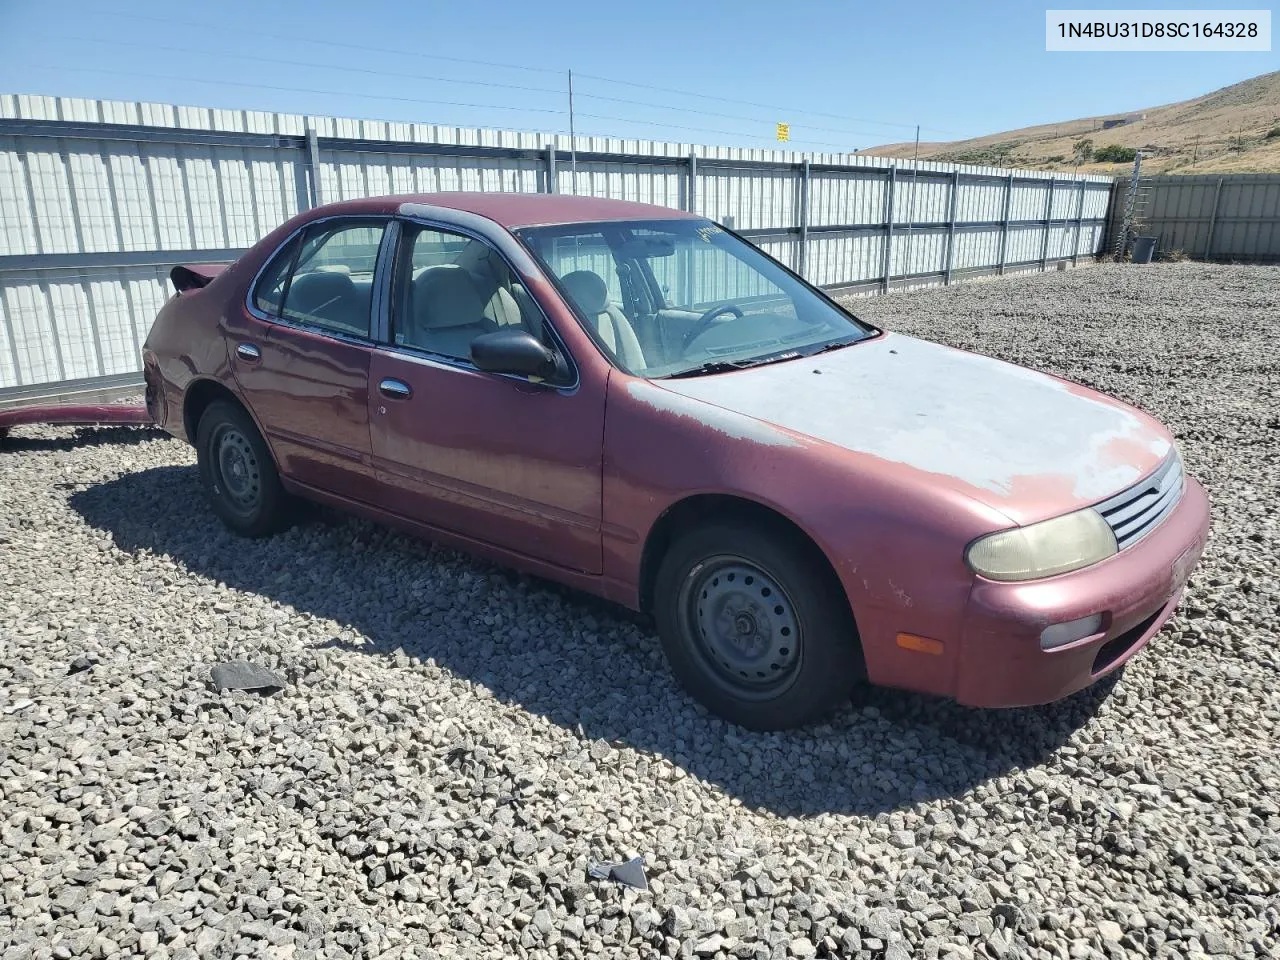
[143,193,1210,730]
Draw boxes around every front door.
[229,218,389,503]
[368,221,604,573]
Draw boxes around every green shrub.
[1094,145,1138,163]
[1265,126,1280,140]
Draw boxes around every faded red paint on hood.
[653,332,1174,526]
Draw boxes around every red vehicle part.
[0,402,152,441]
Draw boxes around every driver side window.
[525,231,650,373]
[391,225,542,362]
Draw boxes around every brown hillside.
[866,71,1280,175]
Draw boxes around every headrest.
[416,266,486,329]
[560,270,609,316]
[288,271,354,313]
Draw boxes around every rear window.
[250,220,387,338]
[253,236,299,316]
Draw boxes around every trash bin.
[1131,236,1157,263]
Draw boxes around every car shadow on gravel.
[71,464,1116,818]
[0,425,165,452]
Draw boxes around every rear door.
[229,218,391,503]
[367,219,605,573]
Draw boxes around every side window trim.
[386,215,579,390]
[274,238,303,320]
[370,220,401,345]
[245,214,392,345]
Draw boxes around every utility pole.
[568,69,578,195]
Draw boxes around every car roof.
[305,192,702,230]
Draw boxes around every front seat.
[409,267,496,359]
[559,270,646,370]
[457,243,527,331]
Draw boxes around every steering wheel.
[681,304,744,349]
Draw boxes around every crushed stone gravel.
[1,261,1278,960]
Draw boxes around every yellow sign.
[776,122,790,143]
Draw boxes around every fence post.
[686,151,698,213]
[1072,181,1086,265]
[944,169,960,284]
[305,126,322,208]
[797,157,811,280]
[1204,176,1224,260]
[883,165,897,293]
[543,144,557,194]
[1039,177,1055,270]
[997,173,1013,274]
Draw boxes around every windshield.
[516,219,876,378]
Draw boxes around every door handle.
[379,378,412,399]
[235,342,261,362]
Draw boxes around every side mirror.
[470,328,560,381]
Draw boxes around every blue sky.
[0,0,1274,151]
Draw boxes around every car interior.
[256,218,840,379]
[282,266,372,338]
[393,229,543,361]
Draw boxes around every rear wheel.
[195,400,290,537]
[653,523,863,730]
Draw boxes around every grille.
[1095,451,1185,550]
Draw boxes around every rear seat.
[286,271,371,336]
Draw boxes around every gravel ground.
[2,262,1278,960]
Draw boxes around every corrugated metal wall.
[1109,173,1280,262]
[0,93,1113,394]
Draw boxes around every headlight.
[966,508,1117,582]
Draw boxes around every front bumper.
[954,476,1210,708]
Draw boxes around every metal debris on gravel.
[588,856,650,892]
[209,660,287,693]
[1,262,1277,959]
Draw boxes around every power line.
[575,113,855,151]
[574,91,879,140]
[57,33,881,141]
[78,5,947,137]
[574,73,960,136]
[79,7,564,76]
[22,64,849,150]
[18,65,568,118]
[55,35,567,99]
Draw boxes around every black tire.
[654,522,864,730]
[195,400,291,538]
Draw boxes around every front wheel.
[195,400,291,538]
[653,523,864,730]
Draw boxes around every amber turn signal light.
[895,633,945,656]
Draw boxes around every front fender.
[603,375,1008,695]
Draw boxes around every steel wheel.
[213,425,262,511]
[196,399,291,538]
[680,555,803,700]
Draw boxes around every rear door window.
[252,220,387,339]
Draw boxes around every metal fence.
[1109,173,1280,262]
[0,94,1113,396]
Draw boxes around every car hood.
[654,332,1173,525]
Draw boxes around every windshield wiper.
[663,349,803,379]
[806,337,861,356]
[664,360,751,379]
